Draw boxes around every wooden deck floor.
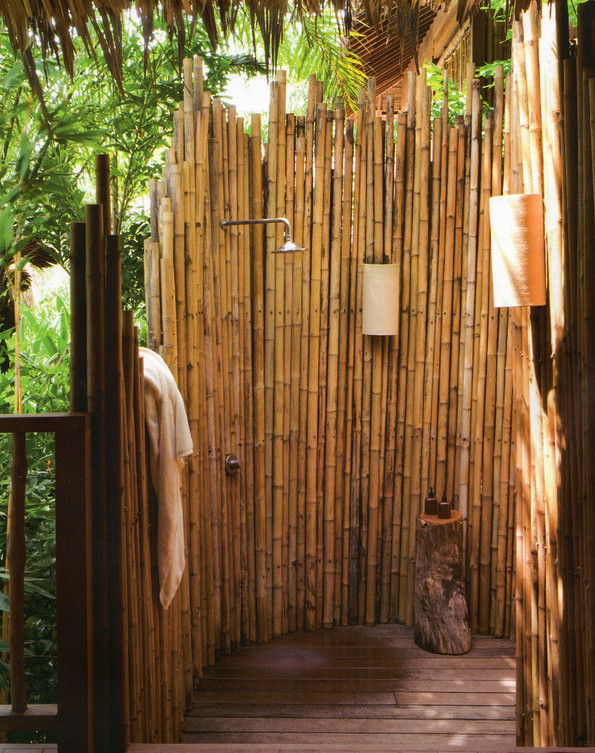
[181,623,517,751]
[8,624,592,752]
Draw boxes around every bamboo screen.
[506,2,595,747]
[145,60,516,660]
[142,5,595,743]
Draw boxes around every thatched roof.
[349,2,437,105]
[0,0,449,86]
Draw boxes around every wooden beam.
[0,704,58,732]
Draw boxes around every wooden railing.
[0,412,93,753]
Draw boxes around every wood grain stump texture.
[414,511,471,655]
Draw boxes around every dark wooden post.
[55,414,94,753]
[8,432,27,713]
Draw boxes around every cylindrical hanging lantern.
[362,263,399,335]
[489,193,546,307]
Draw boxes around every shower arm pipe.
[220,217,291,239]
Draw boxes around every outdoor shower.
[220,217,305,253]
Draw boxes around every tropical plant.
[424,60,509,124]
[0,290,70,725]
[275,11,367,111]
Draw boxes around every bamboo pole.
[324,100,344,628]
[159,199,177,366]
[70,222,87,412]
[522,4,544,196]
[458,80,481,525]
[478,113,498,635]
[539,13,564,741]
[451,117,467,512]
[104,231,127,746]
[286,112,299,633]
[394,73,416,624]
[205,133,224,651]
[133,357,159,740]
[85,202,112,752]
[212,103,233,653]
[305,101,326,630]
[122,311,140,741]
[292,123,310,630]
[364,79,382,627]
[436,125,457,501]
[270,79,285,637]
[430,72,452,488]
[198,91,216,665]
[299,76,316,629]
[281,95,293,638]
[239,127,257,644]
[341,116,356,626]
[388,110,407,622]
[182,58,204,678]
[337,112,353,626]
[468,111,493,633]
[316,108,333,627]
[358,80,373,624]
[407,82,431,626]
[250,113,269,642]
[421,113,441,510]
[380,94,397,624]
[266,83,279,632]
[348,88,366,625]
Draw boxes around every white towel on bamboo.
[140,347,193,609]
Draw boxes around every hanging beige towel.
[362,263,400,335]
[489,193,546,307]
[140,347,193,609]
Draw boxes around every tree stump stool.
[414,511,471,654]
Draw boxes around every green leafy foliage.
[0,293,69,716]
[424,62,468,123]
[424,60,510,124]
[276,12,367,111]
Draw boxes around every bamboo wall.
[70,157,194,749]
[507,0,595,746]
[141,4,595,745]
[145,57,516,680]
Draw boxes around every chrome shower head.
[220,217,305,253]
[273,237,306,254]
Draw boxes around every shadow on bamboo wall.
[506,0,595,747]
[145,54,517,672]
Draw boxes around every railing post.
[55,414,94,753]
[7,432,27,713]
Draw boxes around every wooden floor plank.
[181,732,518,749]
[185,718,515,734]
[201,667,514,681]
[192,691,360,705]
[213,655,515,669]
[197,678,515,692]
[393,691,515,705]
[187,703,516,720]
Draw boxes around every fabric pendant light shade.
[362,263,399,335]
[489,193,547,307]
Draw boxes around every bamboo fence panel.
[139,44,594,747]
[150,64,519,642]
